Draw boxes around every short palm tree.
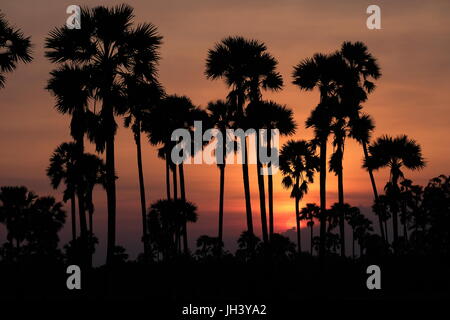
[364,134,425,249]
[47,142,78,242]
[0,11,32,88]
[0,186,36,250]
[300,203,320,255]
[147,199,198,260]
[279,140,320,253]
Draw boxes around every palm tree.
[123,23,163,258]
[206,36,282,235]
[147,199,198,260]
[0,186,36,251]
[364,135,425,250]
[247,101,296,240]
[206,100,236,244]
[300,203,320,255]
[340,41,384,241]
[279,140,320,253]
[143,94,206,253]
[45,5,156,265]
[292,52,345,257]
[47,142,78,242]
[0,11,32,88]
[46,65,91,248]
[80,153,107,236]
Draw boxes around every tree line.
[0,5,448,268]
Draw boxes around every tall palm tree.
[340,41,384,241]
[0,11,32,88]
[46,65,91,248]
[279,140,320,253]
[364,135,425,250]
[206,36,282,235]
[123,23,163,258]
[143,94,206,253]
[45,5,156,265]
[247,101,296,240]
[47,142,78,242]
[292,52,345,256]
[300,203,320,255]
[206,100,236,244]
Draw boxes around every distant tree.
[300,203,320,255]
[235,231,261,262]
[0,186,65,262]
[147,199,198,260]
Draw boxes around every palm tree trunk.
[256,132,268,244]
[242,140,253,234]
[392,208,399,252]
[218,164,225,243]
[319,138,327,257]
[310,224,313,255]
[384,220,389,243]
[135,128,149,257]
[179,163,188,254]
[105,127,117,267]
[362,141,385,242]
[172,163,178,200]
[403,221,408,241]
[267,129,274,240]
[352,229,355,258]
[165,156,171,200]
[337,152,345,257]
[70,194,77,242]
[295,197,301,253]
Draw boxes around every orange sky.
[1,0,449,262]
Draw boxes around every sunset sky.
[1,0,449,263]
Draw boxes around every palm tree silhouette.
[47,142,78,242]
[206,36,282,235]
[123,22,164,258]
[247,101,296,240]
[144,94,206,253]
[206,100,236,245]
[293,52,344,256]
[45,5,156,265]
[0,186,36,251]
[147,199,198,260]
[46,65,91,248]
[364,134,425,250]
[279,140,319,253]
[300,203,320,255]
[340,41,384,241]
[0,11,32,88]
